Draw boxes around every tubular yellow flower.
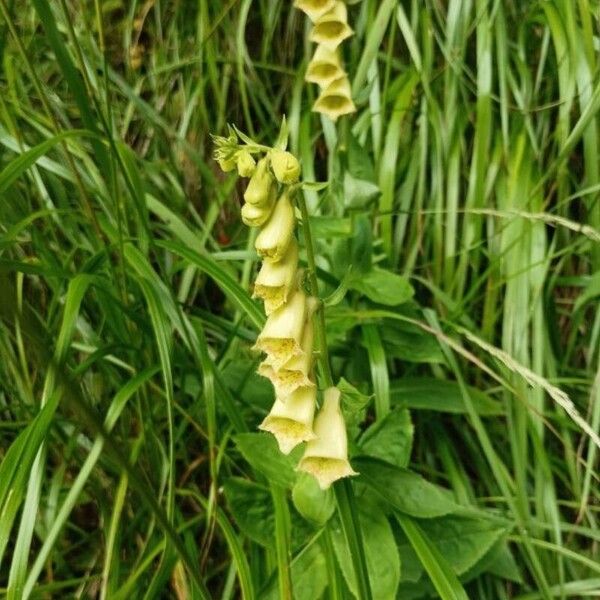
[253,239,299,314]
[255,189,296,263]
[312,75,356,121]
[298,386,357,489]
[258,304,316,397]
[244,157,274,206]
[309,1,353,50]
[259,386,317,454]
[241,199,274,227]
[253,289,307,369]
[237,150,256,177]
[217,156,237,172]
[306,44,345,88]
[293,0,336,22]
[270,149,301,184]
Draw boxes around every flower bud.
[298,386,357,489]
[309,1,353,50]
[293,0,336,22]
[253,239,299,314]
[244,157,274,206]
[237,150,256,177]
[259,387,317,454]
[312,75,356,121]
[253,289,307,370]
[255,189,296,263]
[270,149,301,184]
[306,44,345,88]
[217,156,237,172]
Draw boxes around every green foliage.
[0,0,598,598]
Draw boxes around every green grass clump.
[0,1,599,598]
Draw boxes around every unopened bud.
[270,149,301,184]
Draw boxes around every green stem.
[271,485,293,600]
[295,190,372,600]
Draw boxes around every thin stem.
[271,485,293,600]
[296,190,334,387]
[294,189,372,600]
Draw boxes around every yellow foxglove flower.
[255,190,296,263]
[244,157,274,206]
[258,301,316,397]
[237,150,256,177]
[270,149,301,184]
[241,200,273,227]
[298,386,357,489]
[312,75,356,121]
[253,239,299,314]
[306,44,345,88]
[259,386,317,454]
[253,289,307,369]
[293,0,336,22]
[309,1,353,50]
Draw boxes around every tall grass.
[0,0,598,598]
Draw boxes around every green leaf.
[390,378,504,415]
[263,542,328,600]
[233,433,300,488]
[343,172,381,209]
[292,473,335,526]
[396,514,469,600]
[349,267,414,306]
[396,515,507,582]
[359,408,413,468]
[338,377,372,423]
[331,502,400,600]
[381,321,444,364]
[307,216,352,238]
[223,478,274,547]
[353,457,459,518]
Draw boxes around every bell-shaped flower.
[258,298,317,397]
[306,44,345,88]
[237,150,256,177]
[217,156,237,172]
[255,189,296,263]
[259,386,317,454]
[298,386,357,489]
[270,149,301,184]
[293,0,336,22]
[253,289,307,370]
[241,186,276,227]
[312,75,356,121]
[309,1,353,50]
[253,239,299,314]
[244,157,275,206]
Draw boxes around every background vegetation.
[0,0,599,598]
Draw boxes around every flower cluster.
[295,0,356,121]
[213,128,356,489]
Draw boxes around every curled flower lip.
[298,386,357,489]
[306,44,346,88]
[253,289,307,370]
[312,75,356,121]
[293,0,336,22]
[253,239,299,315]
[259,386,317,454]
[309,1,354,50]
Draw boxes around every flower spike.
[306,44,345,88]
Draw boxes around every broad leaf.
[353,457,459,518]
[359,408,413,468]
[349,267,414,306]
[233,433,300,488]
